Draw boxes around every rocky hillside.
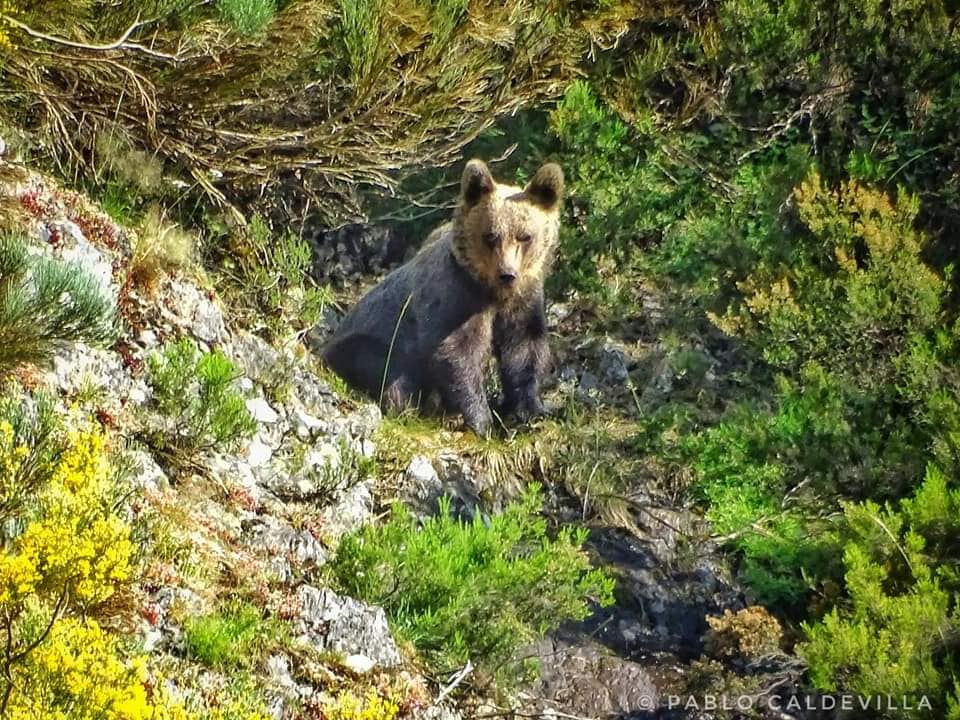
[0,150,819,720]
[0,158,473,718]
[2,1,959,718]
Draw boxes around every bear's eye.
[483,232,499,248]
[517,232,533,244]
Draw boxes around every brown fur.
[319,158,563,435]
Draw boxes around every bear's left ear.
[525,163,564,211]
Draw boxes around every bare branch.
[1,15,180,61]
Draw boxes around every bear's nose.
[499,272,517,285]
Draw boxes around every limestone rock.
[246,397,280,424]
[319,480,373,541]
[168,279,226,344]
[128,448,170,493]
[247,518,328,574]
[294,585,401,668]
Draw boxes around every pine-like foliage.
[799,465,960,719]
[0,234,115,375]
[145,337,257,462]
[331,484,615,686]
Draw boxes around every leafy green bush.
[683,358,935,605]
[547,72,957,609]
[0,234,115,375]
[330,484,615,685]
[145,338,257,461]
[673,174,956,605]
[545,81,713,304]
[798,465,960,718]
[711,173,946,381]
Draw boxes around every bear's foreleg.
[494,290,550,422]
[431,316,495,436]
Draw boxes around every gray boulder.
[294,585,401,668]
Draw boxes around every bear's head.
[451,158,564,301]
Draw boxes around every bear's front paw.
[463,405,495,437]
[514,397,548,424]
[499,393,548,424]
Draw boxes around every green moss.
[183,601,283,669]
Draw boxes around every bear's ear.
[525,163,564,211]
[461,159,495,207]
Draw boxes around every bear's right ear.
[461,159,495,207]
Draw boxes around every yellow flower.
[0,420,30,499]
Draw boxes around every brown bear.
[319,158,564,435]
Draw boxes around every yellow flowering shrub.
[0,394,61,527]
[0,2,17,50]
[0,424,151,717]
[0,418,31,520]
[0,419,28,480]
[206,700,272,720]
[0,428,135,607]
[4,617,192,720]
[0,405,274,720]
[319,689,401,720]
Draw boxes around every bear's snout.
[499,270,518,285]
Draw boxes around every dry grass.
[130,204,194,291]
[0,1,616,221]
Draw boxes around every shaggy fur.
[319,159,563,435]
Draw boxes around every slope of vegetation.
[0,0,958,717]
[372,0,960,713]
[537,1,960,713]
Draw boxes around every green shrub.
[282,437,375,505]
[220,215,335,339]
[183,601,277,669]
[0,234,115,375]
[218,0,277,36]
[798,465,960,718]
[683,359,931,606]
[0,391,61,532]
[546,81,713,304]
[673,174,956,605]
[183,601,287,669]
[330,484,615,685]
[711,173,946,381]
[145,338,257,461]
